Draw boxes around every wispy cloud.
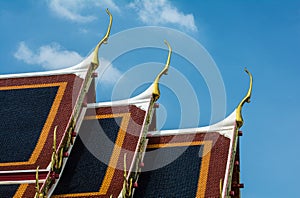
[98,0,120,12]
[97,58,122,85]
[14,41,83,69]
[48,0,120,23]
[14,42,122,85]
[128,0,198,32]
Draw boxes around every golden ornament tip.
[92,8,113,67]
[236,67,253,128]
[152,40,172,101]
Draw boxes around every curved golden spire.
[152,40,172,101]
[236,68,253,128]
[92,8,113,67]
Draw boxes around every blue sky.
[1,0,300,197]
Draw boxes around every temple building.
[0,10,252,198]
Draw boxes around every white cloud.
[48,0,120,23]
[49,0,95,22]
[97,0,120,12]
[14,42,122,85]
[97,58,122,85]
[14,41,83,69]
[128,0,198,32]
[79,28,89,34]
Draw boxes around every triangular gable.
[0,66,91,198]
[52,102,150,197]
[134,111,236,198]
[52,40,172,198]
[0,75,82,171]
[133,69,252,198]
[0,9,113,197]
[0,65,96,197]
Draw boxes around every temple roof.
[0,65,92,197]
[0,9,113,197]
[0,8,252,197]
[135,110,237,198]
[133,68,252,198]
[52,100,151,197]
[50,47,172,197]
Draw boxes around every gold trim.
[236,68,253,128]
[92,8,113,67]
[52,113,131,197]
[152,40,172,101]
[84,113,128,120]
[0,82,67,167]
[13,184,29,198]
[99,113,130,194]
[147,141,212,198]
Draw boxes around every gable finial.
[236,68,253,128]
[152,40,172,101]
[92,8,113,67]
